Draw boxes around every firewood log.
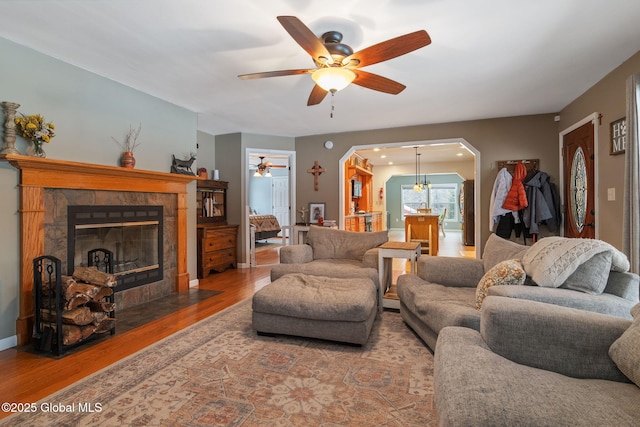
[72,266,118,287]
[92,286,114,301]
[58,324,96,345]
[87,301,116,313]
[41,307,94,326]
[91,311,108,325]
[64,294,91,310]
[95,318,116,334]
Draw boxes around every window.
[430,183,459,222]
[401,183,460,223]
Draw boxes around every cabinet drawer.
[204,227,236,239]
[203,234,236,251]
[204,249,236,271]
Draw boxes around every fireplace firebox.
[67,206,163,292]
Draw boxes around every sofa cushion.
[307,225,388,261]
[482,233,528,272]
[475,259,526,309]
[435,326,640,427]
[397,277,479,334]
[610,304,640,386]
[270,259,380,289]
[253,273,377,322]
[559,251,612,295]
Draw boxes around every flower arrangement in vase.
[112,123,142,168]
[14,113,55,157]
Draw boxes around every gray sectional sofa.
[435,296,640,426]
[397,233,639,350]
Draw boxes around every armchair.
[270,225,388,300]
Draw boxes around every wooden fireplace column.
[2,154,196,346]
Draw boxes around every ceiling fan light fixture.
[312,67,356,92]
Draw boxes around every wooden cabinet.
[197,179,228,224]
[345,153,374,216]
[196,179,238,278]
[344,212,383,232]
[197,224,238,278]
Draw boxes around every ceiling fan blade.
[307,84,328,106]
[352,70,406,94]
[238,69,314,79]
[277,16,334,65]
[342,30,431,68]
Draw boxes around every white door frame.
[243,148,296,268]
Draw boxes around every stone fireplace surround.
[51,191,171,309]
[2,154,195,346]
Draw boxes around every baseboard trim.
[0,335,17,351]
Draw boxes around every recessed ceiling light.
[373,148,380,152]
[381,155,387,159]
[388,161,393,165]
[456,153,463,156]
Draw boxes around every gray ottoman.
[252,273,378,345]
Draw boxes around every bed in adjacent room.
[249,214,281,241]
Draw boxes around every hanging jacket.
[522,171,555,234]
[489,168,513,232]
[502,162,529,211]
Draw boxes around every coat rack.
[496,159,539,175]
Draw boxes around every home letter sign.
[610,117,626,155]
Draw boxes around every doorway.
[560,114,598,238]
[246,149,295,266]
[341,139,481,258]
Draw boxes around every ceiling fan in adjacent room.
[252,156,287,177]
[238,16,431,108]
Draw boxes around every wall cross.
[307,160,326,191]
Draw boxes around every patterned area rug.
[2,299,436,426]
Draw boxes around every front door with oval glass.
[563,121,595,238]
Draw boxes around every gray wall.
[215,133,295,264]
[559,50,640,249]
[295,114,560,252]
[0,37,197,345]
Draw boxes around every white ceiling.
[1,1,639,138]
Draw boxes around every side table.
[378,241,421,310]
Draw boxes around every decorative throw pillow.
[559,251,612,295]
[476,259,526,309]
[609,303,640,386]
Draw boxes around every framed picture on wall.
[309,202,326,224]
[610,117,626,155]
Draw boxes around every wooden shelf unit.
[196,180,238,277]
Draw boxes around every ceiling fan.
[252,156,287,177]
[238,16,431,106]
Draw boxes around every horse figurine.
[171,154,196,175]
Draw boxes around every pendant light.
[413,147,423,193]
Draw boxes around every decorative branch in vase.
[112,123,141,168]
[14,113,56,158]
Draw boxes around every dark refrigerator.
[461,180,475,246]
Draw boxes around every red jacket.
[502,162,528,211]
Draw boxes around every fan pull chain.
[330,89,336,118]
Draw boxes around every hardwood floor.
[0,250,277,420]
[0,232,470,419]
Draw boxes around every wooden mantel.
[1,154,197,346]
